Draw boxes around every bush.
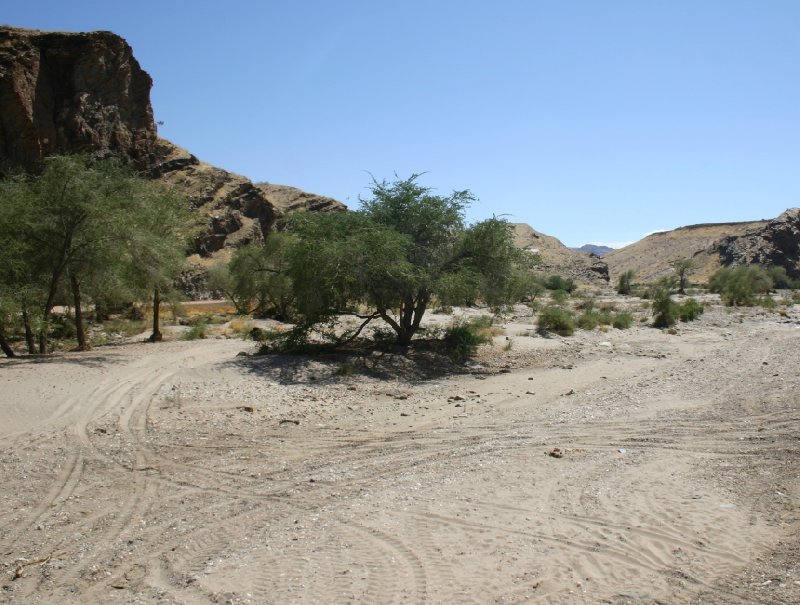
[538,305,575,336]
[544,275,576,293]
[709,265,773,306]
[444,319,492,361]
[183,318,208,340]
[611,312,633,329]
[652,288,679,328]
[617,270,635,295]
[678,298,704,322]
[550,289,569,305]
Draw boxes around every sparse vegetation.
[617,270,635,295]
[678,298,704,322]
[443,317,494,361]
[538,305,575,336]
[709,265,773,306]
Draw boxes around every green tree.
[210,233,296,319]
[286,175,522,347]
[672,259,694,295]
[0,155,192,353]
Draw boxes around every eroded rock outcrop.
[0,26,157,172]
[714,208,800,278]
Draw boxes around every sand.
[0,302,798,604]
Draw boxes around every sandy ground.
[0,302,798,604]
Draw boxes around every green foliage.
[651,288,679,328]
[617,270,635,295]
[550,289,569,305]
[210,234,296,319]
[709,265,773,306]
[611,312,634,329]
[672,259,694,294]
[544,275,576,293]
[678,298,704,322]
[443,318,493,361]
[0,154,193,353]
[182,317,209,340]
[766,266,799,289]
[537,305,575,336]
[284,175,521,346]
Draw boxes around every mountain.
[0,25,346,262]
[572,244,615,256]
[512,224,609,284]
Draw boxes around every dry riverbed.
[1,303,798,604]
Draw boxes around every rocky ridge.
[512,223,610,284]
[714,208,800,278]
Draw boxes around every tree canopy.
[0,154,193,354]
[281,175,523,346]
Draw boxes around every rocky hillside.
[714,208,800,278]
[604,210,800,285]
[0,25,345,261]
[512,223,609,285]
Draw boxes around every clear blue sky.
[5,1,799,247]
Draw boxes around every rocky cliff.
[714,208,800,278]
[512,223,609,285]
[0,26,157,172]
[0,25,346,261]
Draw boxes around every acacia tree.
[209,233,296,319]
[0,155,192,353]
[673,259,694,295]
[285,175,521,346]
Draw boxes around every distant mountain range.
[571,244,616,257]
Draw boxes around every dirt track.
[1,305,798,604]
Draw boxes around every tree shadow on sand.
[225,342,488,386]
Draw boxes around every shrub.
[678,298,704,322]
[183,318,208,340]
[444,319,492,361]
[544,275,576,293]
[538,305,575,336]
[550,289,569,305]
[611,312,634,329]
[652,288,679,328]
[757,295,777,310]
[709,265,773,306]
[617,270,635,295]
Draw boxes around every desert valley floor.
[0,303,798,604]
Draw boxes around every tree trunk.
[22,309,36,354]
[71,273,89,351]
[149,287,163,342]
[0,323,15,358]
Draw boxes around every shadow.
[223,341,486,386]
[0,351,128,370]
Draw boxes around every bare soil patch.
[1,304,798,604]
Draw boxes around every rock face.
[0,25,347,262]
[714,208,800,278]
[512,223,609,285]
[0,26,157,173]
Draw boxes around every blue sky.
[5,1,799,247]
